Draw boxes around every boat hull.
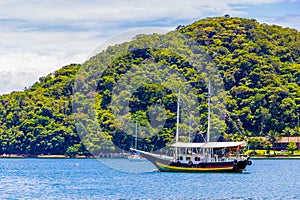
[132,149,249,173]
[158,161,247,173]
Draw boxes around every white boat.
[131,82,252,172]
[128,118,147,162]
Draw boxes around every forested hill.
[0,17,299,156]
[181,17,300,139]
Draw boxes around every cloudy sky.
[0,0,299,94]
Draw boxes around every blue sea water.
[0,158,299,199]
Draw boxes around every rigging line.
[223,109,244,135]
[178,96,199,125]
[178,95,206,142]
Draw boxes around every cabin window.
[195,157,200,161]
[186,157,191,161]
[179,156,183,161]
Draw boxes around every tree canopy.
[0,17,299,156]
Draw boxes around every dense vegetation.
[0,64,87,156]
[0,17,299,156]
[183,17,300,139]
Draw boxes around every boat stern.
[233,157,252,172]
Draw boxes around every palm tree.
[287,142,297,155]
[263,141,272,155]
[267,130,281,155]
[248,137,263,155]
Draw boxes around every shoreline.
[0,153,128,159]
[0,154,89,159]
[1,154,300,159]
[250,155,300,159]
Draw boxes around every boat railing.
[175,153,243,163]
[174,151,248,164]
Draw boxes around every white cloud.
[274,15,300,30]
[225,0,288,5]
[0,0,224,22]
[256,14,300,30]
[0,0,299,94]
[0,53,76,94]
[0,29,104,94]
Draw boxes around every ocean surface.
[0,158,299,199]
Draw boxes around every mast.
[175,89,180,158]
[189,113,192,143]
[135,117,138,150]
[207,81,211,142]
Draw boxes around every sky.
[0,0,299,94]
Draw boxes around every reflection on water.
[99,158,155,173]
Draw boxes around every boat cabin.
[172,141,246,165]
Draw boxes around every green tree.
[267,130,281,155]
[248,137,264,155]
[287,142,297,155]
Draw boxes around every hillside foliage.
[0,17,299,156]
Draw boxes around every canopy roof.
[171,141,246,148]
[171,142,204,148]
